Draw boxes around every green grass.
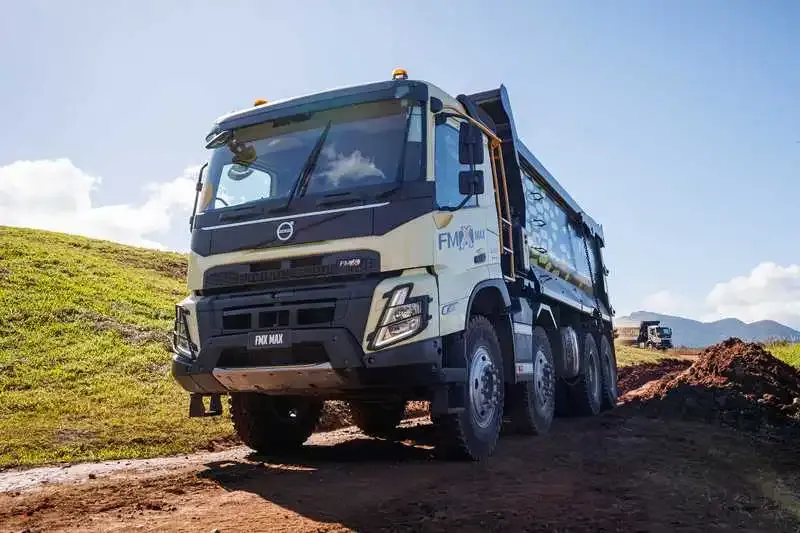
[0,226,232,469]
[766,341,800,368]
[615,341,800,369]
[614,343,683,367]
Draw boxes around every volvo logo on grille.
[276,221,295,241]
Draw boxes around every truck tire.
[507,326,555,435]
[599,334,619,410]
[229,393,322,454]
[434,315,505,461]
[348,399,407,438]
[566,332,602,416]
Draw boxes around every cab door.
[433,117,501,337]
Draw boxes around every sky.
[1,0,798,327]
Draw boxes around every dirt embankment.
[622,338,800,439]
[2,338,800,533]
[617,357,693,393]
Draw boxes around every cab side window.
[435,123,478,209]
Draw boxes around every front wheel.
[434,315,505,461]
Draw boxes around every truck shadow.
[197,423,446,530]
[194,414,800,532]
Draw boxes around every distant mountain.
[616,311,800,348]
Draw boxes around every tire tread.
[435,314,504,461]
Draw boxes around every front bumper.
[172,333,449,395]
[171,272,450,395]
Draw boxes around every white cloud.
[705,262,800,328]
[637,263,800,328]
[0,158,198,250]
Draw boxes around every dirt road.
[3,345,800,533]
[2,412,798,532]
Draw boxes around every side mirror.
[458,122,484,165]
[459,170,484,196]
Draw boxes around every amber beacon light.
[391,68,408,80]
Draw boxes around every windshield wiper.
[315,190,366,208]
[277,120,333,212]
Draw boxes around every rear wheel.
[434,315,505,461]
[562,333,602,416]
[230,394,322,455]
[599,334,619,410]
[348,399,407,438]
[508,326,555,435]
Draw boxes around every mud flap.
[430,368,467,416]
[189,393,223,417]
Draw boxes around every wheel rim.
[533,348,554,414]
[469,345,499,429]
[587,345,601,401]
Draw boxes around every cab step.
[189,393,223,417]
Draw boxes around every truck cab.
[172,71,618,461]
[646,325,673,350]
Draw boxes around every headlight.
[172,305,195,357]
[368,284,430,350]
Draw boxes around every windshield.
[199,99,424,212]
[658,327,672,336]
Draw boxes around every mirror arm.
[189,162,209,231]
[436,109,502,145]
[439,194,474,212]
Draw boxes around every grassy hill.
[1,226,798,469]
[0,226,232,468]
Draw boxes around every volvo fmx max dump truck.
[172,69,618,461]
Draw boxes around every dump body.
[464,87,611,322]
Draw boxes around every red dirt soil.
[623,338,800,438]
[2,340,799,532]
[617,358,693,393]
[317,401,429,432]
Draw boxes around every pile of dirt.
[622,338,800,438]
[316,401,429,432]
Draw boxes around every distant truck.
[615,320,673,350]
[171,69,618,461]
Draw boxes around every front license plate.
[248,330,291,349]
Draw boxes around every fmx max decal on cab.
[438,225,486,250]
